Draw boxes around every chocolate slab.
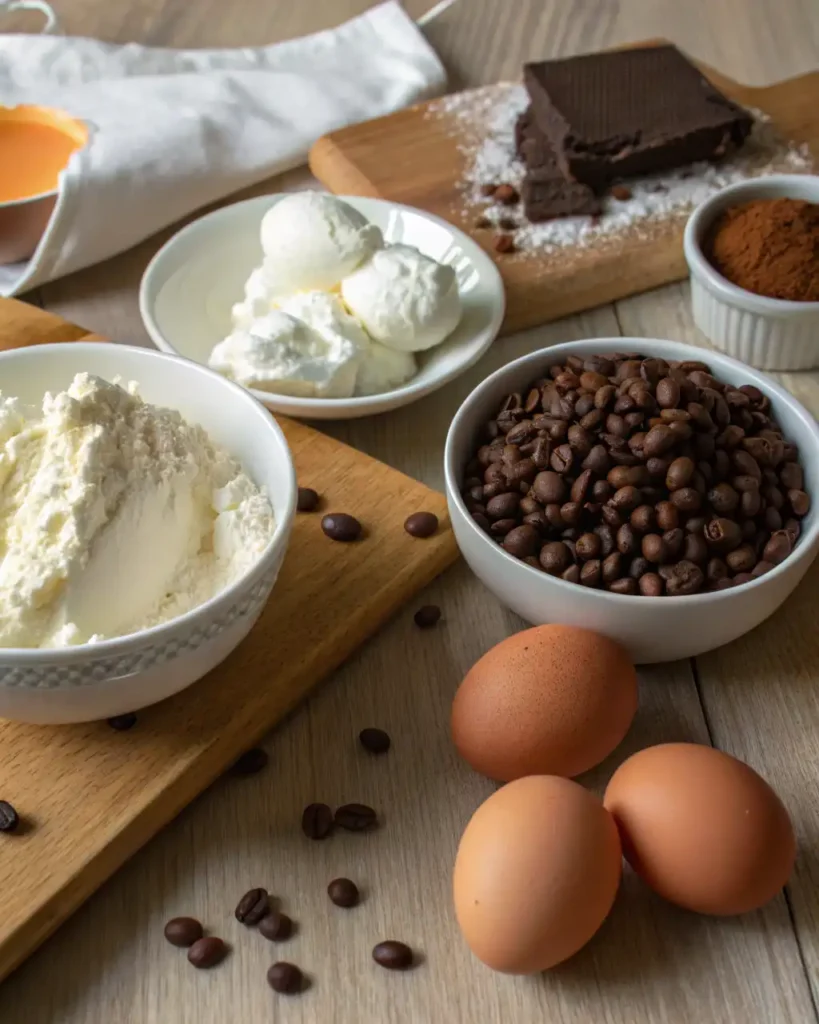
[524,44,753,190]
[516,108,601,221]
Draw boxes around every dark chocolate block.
[524,45,753,191]
[516,108,600,221]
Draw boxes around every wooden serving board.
[309,48,819,335]
[0,298,459,981]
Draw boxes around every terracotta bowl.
[0,105,88,264]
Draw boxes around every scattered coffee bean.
[267,961,304,994]
[414,604,441,628]
[404,511,439,538]
[235,887,270,926]
[232,747,268,776]
[187,937,228,969]
[494,233,515,254]
[610,184,632,201]
[499,216,517,231]
[164,917,204,948]
[321,513,362,542]
[107,713,137,731]
[475,215,492,229]
[0,800,19,833]
[301,802,334,840]
[359,727,391,755]
[259,912,294,941]
[460,353,809,595]
[373,940,414,970]
[297,487,320,512]
[328,877,360,908]
[480,183,498,197]
[494,183,519,205]
[334,803,377,831]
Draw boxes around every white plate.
[140,195,505,420]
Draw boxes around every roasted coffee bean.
[780,462,804,490]
[707,558,729,582]
[665,456,695,491]
[559,502,583,526]
[188,937,228,969]
[359,728,391,755]
[592,480,614,503]
[602,552,623,585]
[164,917,203,948]
[785,518,801,544]
[630,505,655,533]
[485,493,520,520]
[490,519,517,537]
[663,528,684,559]
[575,532,602,560]
[533,471,566,505]
[707,482,739,514]
[627,556,649,580]
[107,712,137,731]
[579,559,602,587]
[260,912,294,941]
[232,748,269,776]
[611,485,642,511]
[235,888,270,925]
[373,941,414,970]
[641,534,668,564]
[616,523,639,556]
[656,378,681,408]
[575,394,595,418]
[665,560,705,595]
[733,450,761,480]
[267,962,304,993]
[683,533,708,564]
[669,487,701,513]
[571,469,593,504]
[705,518,743,552]
[609,577,638,595]
[539,542,572,575]
[763,531,793,565]
[789,489,811,517]
[334,803,377,831]
[404,512,439,538]
[503,525,540,559]
[0,801,19,833]
[414,605,442,628]
[328,878,360,908]
[763,505,782,531]
[471,512,491,532]
[639,572,664,596]
[523,509,550,532]
[726,545,757,573]
[752,560,775,577]
[297,487,320,512]
[321,513,362,542]
[650,501,677,532]
[301,803,334,840]
[595,524,616,557]
[550,444,574,473]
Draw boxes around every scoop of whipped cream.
[0,374,274,648]
[341,243,462,352]
[259,191,383,294]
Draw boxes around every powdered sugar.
[426,84,813,256]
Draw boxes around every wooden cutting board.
[309,48,819,335]
[0,298,459,981]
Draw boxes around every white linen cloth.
[0,0,446,295]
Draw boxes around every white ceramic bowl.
[684,174,819,371]
[0,343,296,724]
[139,194,505,420]
[444,337,819,664]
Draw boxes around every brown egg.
[604,743,796,915]
[451,624,638,780]
[453,775,622,973]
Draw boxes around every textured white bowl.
[140,194,505,420]
[444,337,819,664]
[0,343,296,724]
[684,174,819,371]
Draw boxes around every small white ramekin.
[683,174,819,372]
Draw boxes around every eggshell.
[604,743,796,915]
[453,775,622,973]
[451,624,637,780]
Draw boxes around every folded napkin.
[0,0,446,296]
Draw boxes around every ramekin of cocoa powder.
[684,174,819,372]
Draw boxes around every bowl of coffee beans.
[444,338,819,663]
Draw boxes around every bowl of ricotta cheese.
[139,192,505,420]
[0,342,295,724]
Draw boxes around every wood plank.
[309,59,817,336]
[0,297,459,981]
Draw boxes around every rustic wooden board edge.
[0,297,461,980]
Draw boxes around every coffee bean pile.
[461,353,811,596]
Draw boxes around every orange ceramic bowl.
[0,105,88,264]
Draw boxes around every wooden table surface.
[3,1,819,1021]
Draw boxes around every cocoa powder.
[706,197,819,302]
